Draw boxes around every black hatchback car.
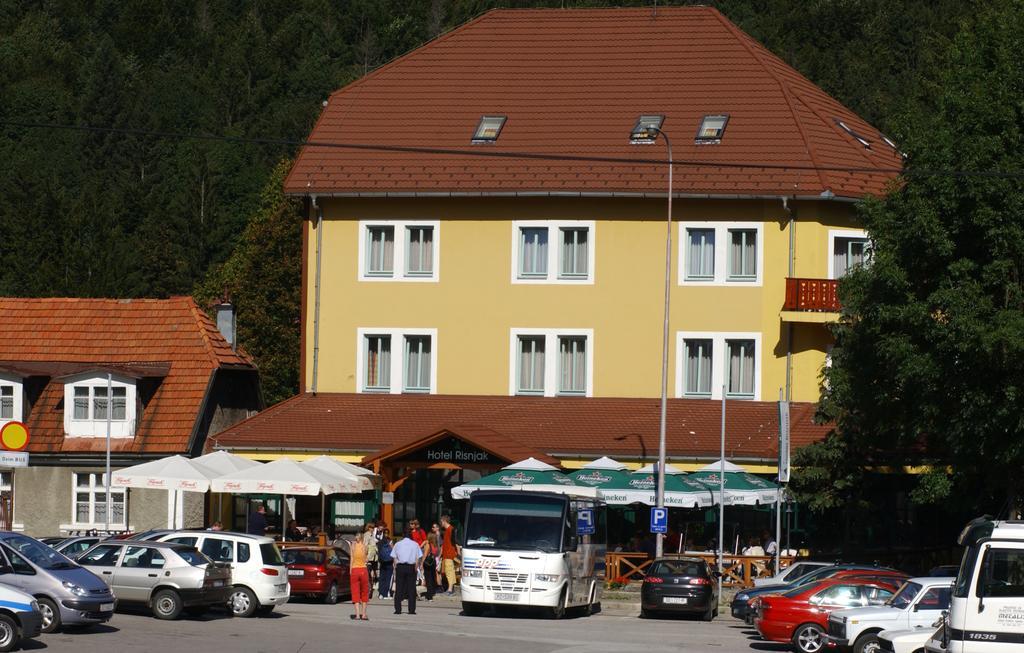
[640,557,719,620]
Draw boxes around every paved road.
[28,597,774,653]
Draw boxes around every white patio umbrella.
[299,456,376,492]
[194,450,262,475]
[111,455,222,528]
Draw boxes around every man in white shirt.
[391,525,423,615]
[763,530,778,573]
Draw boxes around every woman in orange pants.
[350,524,370,620]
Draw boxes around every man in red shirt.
[409,519,427,546]
[440,514,460,596]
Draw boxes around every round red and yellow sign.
[0,422,29,452]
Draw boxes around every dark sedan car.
[730,564,903,623]
[640,557,719,620]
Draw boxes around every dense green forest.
[0,0,978,402]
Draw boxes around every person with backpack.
[377,528,394,599]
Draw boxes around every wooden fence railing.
[783,277,840,312]
[606,552,796,588]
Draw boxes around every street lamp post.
[634,123,673,559]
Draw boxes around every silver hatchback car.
[78,541,231,620]
[0,532,116,633]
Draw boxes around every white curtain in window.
[835,237,867,277]
[368,227,394,274]
[0,386,11,419]
[687,229,715,278]
[404,336,431,391]
[407,227,433,274]
[727,340,755,396]
[518,337,545,392]
[73,386,89,419]
[93,387,109,420]
[520,228,548,276]
[366,336,391,389]
[558,336,586,394]
[560,228,588,277]
[685,340,712,395]
[729,230,756,278]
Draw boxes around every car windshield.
[887,582,922,609]
[782,581,823,598]
[465,495,566,553]
[649,561,706,577]
[282,549,325,565]
[3,535,76,570]
[175,547,212,567]
[260,543,284,565]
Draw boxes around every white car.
[753,561,834,587]
[878,625,942,653]
[0,584,41,652]
[156,531,289,617]
[827,577,952,653]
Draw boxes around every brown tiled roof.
[285,7,900,200]
[0,297,255,455]
[211,393,829,463]
[362,425,560,468]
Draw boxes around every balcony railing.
[783,277,840,312]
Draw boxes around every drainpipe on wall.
[784,197,796,402]
[311,196,323,396]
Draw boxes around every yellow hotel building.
[213,7,899,530]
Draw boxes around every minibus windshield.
[465,495,566,553]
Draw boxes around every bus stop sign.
[650,507,668,534]
[577,508,595,535]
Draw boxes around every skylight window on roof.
[472,115,506,143]
[695,115,729,143]
[834,118,872,149]
[630,115,665,144]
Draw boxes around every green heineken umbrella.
[625,463,716,508]
[450,458,600,499]
[688,460,778,506]
[568,457,636,505]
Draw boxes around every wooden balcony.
[783,277,840,313]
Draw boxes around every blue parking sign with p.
[577,508,595,535]
[650,507,668,534]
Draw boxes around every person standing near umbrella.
[247,503,268,536]
[349,524,370,621]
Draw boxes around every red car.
[279,545,351,604]
[755,578,901,653]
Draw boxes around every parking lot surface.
[31,598,767,653]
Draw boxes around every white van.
[925,517,1024,652]
[156,531,289,617]
[460,490,606,618]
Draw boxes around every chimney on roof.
[213,300,237,350]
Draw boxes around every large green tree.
[798,0,1024,516]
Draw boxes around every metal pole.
[311,199,324,394]
[105,372,112,533]
[718,386,726,587]
[647,125,673,559]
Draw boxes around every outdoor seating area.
[605,552,797,588]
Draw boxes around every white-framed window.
[72,472,127,529]
[356,328,437,394]
[0,374,23,425]
[675,332,762,400]
[677,222,763,286]
[828,229,870,279]
[509,329,593,397]
[511,221,595,284]
[63,374,137,438]
[357,220,440,282]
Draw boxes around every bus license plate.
[494,593,519,601]
[663,597,688,605]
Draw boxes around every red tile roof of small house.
[285,7,901,200]
[0,297,255,454]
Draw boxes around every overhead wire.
[2,119,1023,179]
